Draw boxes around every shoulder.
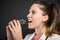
[25,34,33,38]
[23,34,33,40]
[48,34,60,40]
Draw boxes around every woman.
[6,0,60,40]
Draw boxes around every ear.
[42,15,48,22]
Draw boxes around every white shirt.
[24,33,60,40]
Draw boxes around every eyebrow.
[29,9,35,12]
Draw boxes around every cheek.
[30,15,43,28]
[33,14,43,23]
[33,19,42,27]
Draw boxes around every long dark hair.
[32,0,60,36]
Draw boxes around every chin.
[28,26,35,29]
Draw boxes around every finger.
[6,26,9,37]
[8,24,15,34]
[6,27,10,40]
[13,19,18,28]
[17,20,21,28]
[9,21,15,30]
[6,26,13,40]
[6,26,10,36]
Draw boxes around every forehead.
[29,4,45,11]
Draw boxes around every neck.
[35,25,46,36]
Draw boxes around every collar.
[29,33,35,40]
[30,33,47,40]
[40,33,47,40]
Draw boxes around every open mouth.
[28,21,32,23]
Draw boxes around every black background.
[0,0,60,40]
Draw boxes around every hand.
[6,25,13,40]
[6,19,23,40]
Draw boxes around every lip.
[28,18,32,23]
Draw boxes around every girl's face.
[27,4,48,29]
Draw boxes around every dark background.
[0,0,60,40]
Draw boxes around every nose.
[27,12,32,18]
